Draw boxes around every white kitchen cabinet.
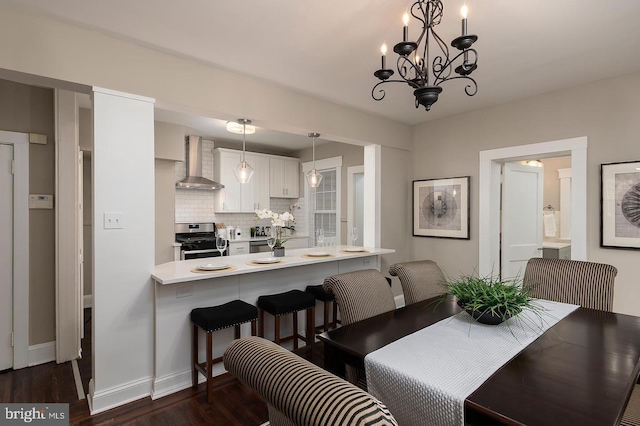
[214,149,270,213]
[244,153,270,211]
[270,156,300,198]
[228,241,250,256]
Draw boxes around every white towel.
[543,213,557,237]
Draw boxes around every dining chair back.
[621,383,640,426]
[323,269,396,326]
[389,260,446,305]
[223,336,399,426]
[523,258,617,311]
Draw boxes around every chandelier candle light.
[233,118,254,183]
[372,1,478,111]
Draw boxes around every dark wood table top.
[318,296,640,426]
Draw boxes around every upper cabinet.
[154,121,184,161]
[270,156,300,198]
[213,149,270,213]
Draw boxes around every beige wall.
[0,8,411,151]
[155,159,176,264]
[411,71,640,316]
[381,145,411,296]
[0,79,55,345]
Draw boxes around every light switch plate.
[104,212,124,229]
[29,133,47,145]
[29,194,54,209]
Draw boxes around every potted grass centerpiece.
[445,274,534,325]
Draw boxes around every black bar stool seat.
[191,300,258,403]
[257,289,316,354]
[305,284,341,332]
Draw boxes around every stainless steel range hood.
[176,135,224,190]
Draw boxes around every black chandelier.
[372,0,478,111]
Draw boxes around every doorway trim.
[0,130,29,369]
[347,165,364,245]
[478,137,587,276]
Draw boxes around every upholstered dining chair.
[223,336,399,426]
[388,260,446,305]
[621,382,640,426]
[523,257,617,311]
[322,269,396,389]
[322,269,396,326]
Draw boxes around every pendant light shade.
[234,119,254,184]
[234,160,254,183]
[306,133,323,188]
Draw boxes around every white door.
[0,144,13,370]
[501,163,544,280]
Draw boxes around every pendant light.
[306,133,323,188]
[233,119,254,184]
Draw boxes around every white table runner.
[364,299,579,426]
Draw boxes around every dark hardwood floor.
[0,309,325,425]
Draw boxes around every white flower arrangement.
[255,209,296,248]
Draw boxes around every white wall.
[90,88,155,413]
[411,71,640,317]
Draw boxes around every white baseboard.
[28,341,56,366]
[88,375,152,415]
[394,294,405,309]
[151,364,227,400]
[83,294,93,309]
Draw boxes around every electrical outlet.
[104,212,124,229]
[176,285,192,299]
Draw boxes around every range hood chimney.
[176,135,224,190]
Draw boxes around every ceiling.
[6,0,640,146]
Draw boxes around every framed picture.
[413,176,470,239]
[601,161,640,250]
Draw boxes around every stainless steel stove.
[175,223,228,260]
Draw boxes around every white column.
[88,88,155,414]
[558,168,572,240]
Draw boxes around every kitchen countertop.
[152,245,394,285]
[542,241,571,249]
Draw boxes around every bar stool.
[191,300,258,403]
[257,289,316,352]
[305,284,340,332]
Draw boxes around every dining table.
[317,295,640,426]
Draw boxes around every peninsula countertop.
[152,246,395,285]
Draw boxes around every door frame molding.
[479,137,587,276]
[0,130,29,369]
[347,165,364,244]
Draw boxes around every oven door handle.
[183,249,221,255]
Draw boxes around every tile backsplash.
[174,139,306,235]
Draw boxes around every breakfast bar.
[151,246,395,399]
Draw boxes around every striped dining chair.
[389,260,446,305]
[323,269,396,389]
[323,269,396,326]
[621,383,640,426]
[522,258,617,311]
[223,336,399,426]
